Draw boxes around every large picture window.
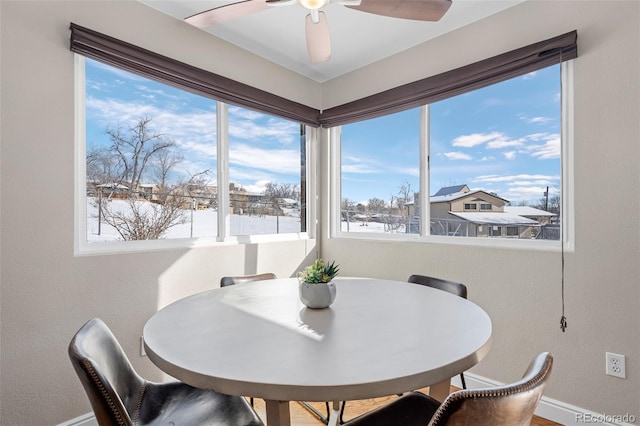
[78,57,307,252]
[335,62,572,247]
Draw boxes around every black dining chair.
[343,352,553,426]
[407,274,468,389]
[68,318,264,426]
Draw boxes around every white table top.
[143,277,492,424]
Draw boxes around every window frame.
[329,61,575,253]
[74,55,315,256]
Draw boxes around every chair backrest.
[428,352,553,426]
[220,272,277,287]
[407,274,467,299]
[68,318,143,426]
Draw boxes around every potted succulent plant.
[298,259,339,309]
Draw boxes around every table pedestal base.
[429,378,452,402]
[265,400,291,426]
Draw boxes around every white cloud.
[525,116,552,124]
[453,132,524,150]
[503,151,516,160]
[229,116,298,145]
[229,143,300,175]
[487,137,524,149]
[452,132,502,148]
[444,151,473,160]
[526,135,560,160]
[242,179,271,194]
[474,174,560,184]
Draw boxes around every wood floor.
[248,386,561,425]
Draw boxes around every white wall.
[321,0,640,418]
[0,1,318,424]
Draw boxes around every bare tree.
[396,180,414,216]
[367,197,387,214]
[106,117,175,194]
[178,169,214,208]
[97,197,187,240]
[153,150,184,190]
[86,146,123,185]
[264,182,299,201]
[341,198,357,220]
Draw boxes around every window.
[339,108,420,234]
[506,226,520,237]
[333,62,573,248]
[77,57,307,252]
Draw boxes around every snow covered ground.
[85,199,402,243]
[86,199,302,242]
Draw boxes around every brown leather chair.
[408,274,468,389]
[343,352,553,426]
[68,318,264,426]
[220,272,277,287]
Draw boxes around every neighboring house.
[139,183,160,201]
[94,182,129,200]
[407,185,552,239]
[504,206,557,226]
[278,198,299,209]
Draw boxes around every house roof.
[504,206,556,217]
[97,182,128,189]
[431,189,508,204]
[449,211,539,225]
[433,185,469,196]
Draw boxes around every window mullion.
[217,102,230,241]
[420,105,430,237]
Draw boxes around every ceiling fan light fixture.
[300,0,328,10]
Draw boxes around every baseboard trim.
[57,412,97,426]
[457,373,636,426]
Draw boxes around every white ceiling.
[139,0,525,82]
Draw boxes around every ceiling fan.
[185,0,452,64]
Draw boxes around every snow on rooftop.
[449,211,538,225]
[504,206,556,217]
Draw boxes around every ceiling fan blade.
[347,0,452,22]
[305,11,331,64]
[185,0,271,28]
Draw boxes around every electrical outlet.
[605,352,625,378]
[140,336,146,357]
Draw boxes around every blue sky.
[86,58,560,205]
[341,64,561,205]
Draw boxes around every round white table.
[143,277,492,426]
